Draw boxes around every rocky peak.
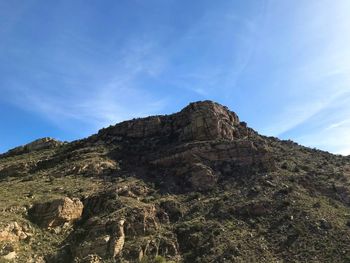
[98,100,244,143]
[176,100,241,141]
[1,101,350,262]
[2,137,64,157]
[179,100,239,122]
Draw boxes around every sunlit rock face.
[98,100,242,142]
[29,197,84,228]
[2,137,64,157]
[96,101,274,192]
[4,101,349,262]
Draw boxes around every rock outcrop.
[110,219,125,257]
[94,101,274,192]
[1,100,349,262]
[0,222,33,262]
[2,137,64,157]
[0,222,30,242]
[29,197,83,228]
[69,158,118,177]
[72,219,125,260]
[98,101,242,141]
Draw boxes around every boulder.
[0,222,29,242]
[29,197,83,228]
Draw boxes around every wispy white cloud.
[1,0,350,156]
[296,122,350,156]
[262,99,333,136]
[326,120,350,131]
[257,1,350,155]
[296,93,350,155]
[166,3,265,98]
[1,1,267,136]
[4,37,168,133]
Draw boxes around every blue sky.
[0,0,349,155]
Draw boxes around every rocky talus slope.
[0,101,350,263]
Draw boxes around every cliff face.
[94,101,274,193]
[99,101,241,141]
[0,101,350,263]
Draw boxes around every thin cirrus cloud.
[290,93,350,155]
[3,36,168,132]
[0,0,349,155]
[243,0,350,155]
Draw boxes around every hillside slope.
[1,101,350,263]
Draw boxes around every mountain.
[0,100,350,262]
